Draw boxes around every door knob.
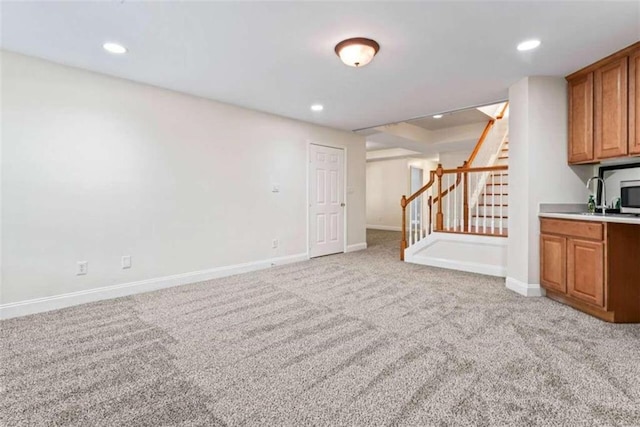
[341,203,346,207]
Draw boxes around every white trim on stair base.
[412,257,506,277]
[346,242,367,252]
[0,253,308,319]
[366,225,402,232]
[505,276,546,297]
[405,232,507,277]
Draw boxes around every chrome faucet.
[586,176,607,215]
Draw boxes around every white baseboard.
[0,253,308,320]
[366,224,402,232]
[346,242,367,252]
[408,255,506,277]
[505,276,545,297]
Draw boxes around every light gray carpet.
[2,230,640,426]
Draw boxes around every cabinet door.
[540,234,566,293]
[567,239,604,307]
[568,73,594,163]
[630,48,640,155]
[594,57,628,159]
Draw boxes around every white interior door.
[309,144,345,258]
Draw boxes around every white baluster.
[431,185,435,234]
[422,194,427,239]
[412,200,416,244]
[409,201,413,246]
[468,173,472,233]
[482,173,487,234]
[416,197,420,241]
[446,175,451,230]
[491,173,495,234]
[453,176,457,231]
[417,195,422,241]
[475,174,479,231]
[499,173,503,234]
[459,176,463,231]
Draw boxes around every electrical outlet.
[122,255,131,269]
[77,261,88,275]
[272,239,279,249]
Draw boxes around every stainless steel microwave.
[621,180,640,214]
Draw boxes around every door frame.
[307,142,348,258]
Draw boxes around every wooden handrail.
[404,170,436,204]
[433,161,466,204]
[441,164,508,174]
[466,101,509,166]
[466,120,495,166]
[496,101,509,120]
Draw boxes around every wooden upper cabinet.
[567,239,605,308]
[568,73,594,163]
[630,47,640,155]
[594,56,628,159]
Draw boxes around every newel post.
[435,164,444,231]
[400,195,407,261]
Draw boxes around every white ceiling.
[408,109,491,131]
[363,102,503,154]
[1,1,638,131]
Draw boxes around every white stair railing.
[401,164,508,259]
[431,165,508,235]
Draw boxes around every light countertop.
[539,212,640,225]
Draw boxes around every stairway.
[472,139,509,236]
[401,102,510,276]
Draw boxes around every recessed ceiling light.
[103,42,127,54]
[433,114,443,119]
[517,39,541,51]
[311,104,324,112]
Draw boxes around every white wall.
[506,76,592,296]
[429,123,486,146]
[366,158,436,230]
[1,51,366,307]
[438,150,470,169]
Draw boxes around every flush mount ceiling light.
[517,39,541,51]
[334,37,380,67]
[311,104,324,111]
[103,42,127,54]
[433,114,443,119]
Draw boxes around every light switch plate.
[77,261,88,275]
[122,255,131,269]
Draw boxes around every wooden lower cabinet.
[540,234,566,293]
[540,218,640,323]
[566,239,604,307]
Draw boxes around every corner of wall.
[505,276,545,297]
